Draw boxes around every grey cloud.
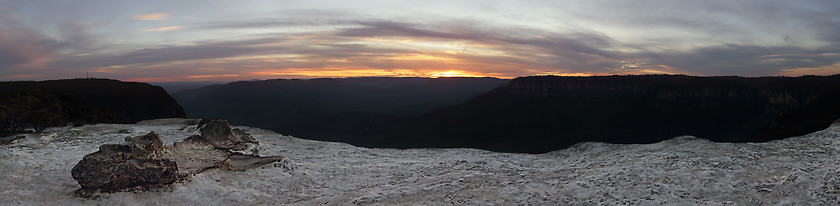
[41,1,840,79]
[54,15,840,78]
[57,38,282,67]
[336,12,838,76]
[193,9,362,30]
[0,2,115,76]
[197,19,341,30]
[641,44,840,76]
[0,14,58,69]
[338,21,482,40]
[203,18,622,63]
[54,34,411,69]
[334,20,623,70]
[812,15,840,44]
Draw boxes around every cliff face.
[0,79,185,134]
[502,75,834,115]
[745,86,840,142]
[387,75,840,153]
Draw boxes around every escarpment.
[166,75,839,154]
[501,75,834,115]
[0,79,185,135]
[390,75,840,153]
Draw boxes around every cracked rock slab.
[70,119,284,195]
[71,132,178,193]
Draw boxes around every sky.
[1,0,839,82]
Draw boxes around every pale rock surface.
[1,118,839,205]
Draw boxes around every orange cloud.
[778,63,840,76]
[428,70,486,78]
[92,69,117,73]
[250,68,509,79]
[251,68,409,78]
[144,26,182,32]
[533,72,599,77]
[133,13,169,20]
[386,54,460,63]
[0,74,35,80]
[186,74,240,79]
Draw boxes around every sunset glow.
[132,13,169,21]
[246,68,503,80]
[429,70,483,78]
[1,1,838,82]
[144,26,182,32]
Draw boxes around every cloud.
[133,13,169,21]
[0,14,57,69]
[11,1,839,82]
[186,74,240,79]
[0,5,114,80]
[54,36,296,68]
[331,20,626,73]
[637,44,840,76]
[44,15,840,82]
[110,1,840,78]
[35,19,686,80]
[329,19,840,76]
[144,26,182,32]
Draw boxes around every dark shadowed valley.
[173,77,508,140]
[173,75,840,153]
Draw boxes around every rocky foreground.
[70,119,285,194]
[1,118,840,205]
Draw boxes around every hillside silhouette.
[362,75,840,153]
[173,75,840,153]
[0,79,185,135]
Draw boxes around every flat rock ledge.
[71,119,285,196]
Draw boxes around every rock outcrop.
[71,119,284,194]
[196,118,259,152]
[71,132,178,192]
[165,118,280,177]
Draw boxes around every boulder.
[71,119,285,195]
[166,118,267,176]
[71,132,178,192]
[196,118,259,153]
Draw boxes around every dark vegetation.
[174,75,840,153]
[0,79,185,136]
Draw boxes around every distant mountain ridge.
[0,79,185,135]
[374,74,840,153]
[173,77,509,137]
[172,75,840,154]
